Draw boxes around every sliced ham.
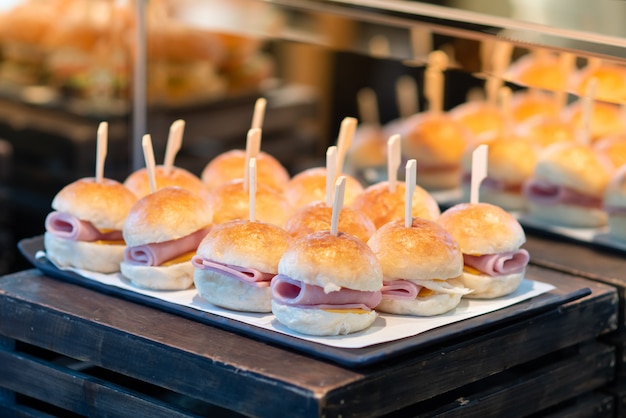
[381,279,421,300]
[523,178,603,208]
[192,256,275,288]
[270,274,382,311]
[124,228,210,266]
[464,249,530,276]
[45,211,123,242]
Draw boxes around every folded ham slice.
[45,211,123,242]
[191,256,275,288]
[124,228,210,266]
[381,279,421,300]
[463,249,530,276]
[523,178,602,208]
[271,275,382,311]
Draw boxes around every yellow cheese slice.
[162,251,195,266]
[323,308,369,314]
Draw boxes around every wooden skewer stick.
[142,134,157,194]
[330,176,347,237]
[163,119,185,175]
[95,121,108,183]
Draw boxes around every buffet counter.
[0,263,618,417]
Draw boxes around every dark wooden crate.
[0,265,618,417]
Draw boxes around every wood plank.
[0,404,58,418]
[0,266,617,417]
[398,342,614,417]
[540,392,615,418]
[0,348,201,418]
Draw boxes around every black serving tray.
[19,235,590,367]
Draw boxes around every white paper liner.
[36,251,554,349]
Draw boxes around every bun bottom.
[417,167,461,191]
[376,292,463,316]
[527,203,607,228]
[194,270,271,313]
[271,301,377,336]
[457,270,524,299]
[475,189,528,212]
[120,261,194,290]
[44,232,124,274]
[608,214,626,242]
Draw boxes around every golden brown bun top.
[575,64,626,104]
[449,101,504,138]
[594,134,626,169]
[437,202,526,255]
[123,187,213,247]
[124,165,211,202]
[507,52,569,91]
[52,177,138,231]
[345,125,388,169]
[400,111,472,166]
[565,100,626,141]
[201,149,290,192]
[279,230,382,292]
[367,218,463,280]
[516,116,580,148]
[284,167,364,210]
[285,201,376,243]
[350,181,441,229]
[510,90,560,123]
[210,179,293,227]
[197,219,291,274]
[486,138,540,185]
[533,142,613,197]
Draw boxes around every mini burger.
[350,180,441,229]
[201,149,290,192]
[437,202,530,299]
[44,177,138,273]
[284,167,364,210]
[285,201,376,243]
[271,230,383,336]
[367,217,472,316]
[120,187,212,290]
[124,165,211,203]
[522,142,613,227]
[192,219,291,312]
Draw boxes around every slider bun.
[528,202,607,228]
[564,100,626,141]
[210,179,292,227]
[510,90,560,123]
[44,232,125,274]
[285,201,376,242]
[437,202,526,255]
[574,64,626,104]
[123,187,213,247]
[449,101,504,138]
[351,181,441,229]
[534,142,612,197]
[400,111,471,167]
[120,261,194,290]
[284,167,364,210]
[201,149,290,192]
[516,116,580,148]
[367,218,463,281]
[458,271,524,299]
[506,52,569,91]
[593,134,626,169]
[271,300,378,336]
[124,165,211,202]
[278,230,382,293]
[51,177,137,231]
[196,219,290,274]
[195,272,272,312]
[487,138,539,185]
[345,124,387,169]
[376,292,463,317]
